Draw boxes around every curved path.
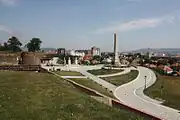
[77,65,131,92]
[61,67,130,79]
[78,69,117,92]
[97,67,132,78]
[114,66,180,120]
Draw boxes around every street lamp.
[144,76,147,89]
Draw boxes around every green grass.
[0,71,147,120]
[144,74,180,110]
[102,70,139,86]
[70,78,115,98]
[55,71,83,76]
[87,69,123,75]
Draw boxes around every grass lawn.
[102,70,139,86]
[0,71,147,120]
[144,74,180,110]
[70,78,115,98]
[55,71,83,76]
[87,69,123,75]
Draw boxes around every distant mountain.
[41,48,56,52]
[129,48,180,55]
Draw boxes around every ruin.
[20,52,41,65]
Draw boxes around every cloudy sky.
[0,0,180,52]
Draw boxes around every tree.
[134,53,141,58]
[93,55,101,61]
[26,38,42,52]
[0,42,8,51]
[157,59,168,66]
[168,58,177,65]
[84,60,90,65]
[128,58,133,65]
[7,36,22,52]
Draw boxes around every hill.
[0,71,145,120]
[129,48,180,55]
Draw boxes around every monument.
[75,57,78,65]
[64,57,66,65]
[113,33,121,66]
[68,57,71,65]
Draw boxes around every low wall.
[51,72,112,100]
[70,80,102,97]
[0,65,47,72]
[0,56,19,65]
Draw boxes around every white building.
[67,50,85,57]
[91,46,100,56]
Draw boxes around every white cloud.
[94,16,175,34]
[0,0,17,6]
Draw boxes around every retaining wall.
[0,65,47,72]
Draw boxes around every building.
[83,54,92,61]
[67,50,85,57]
[158,65,173,74]
[91,46,100,56]
[57,48,66,56]
[46,50,57,54]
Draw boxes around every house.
[157,65,173,74]
[83,54,92,61]
[164,66,173,74]
[149,64,157,68]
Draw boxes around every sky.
[0,0,180,52]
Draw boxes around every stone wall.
[0,52,19,65]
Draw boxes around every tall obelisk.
[113,33,120,66]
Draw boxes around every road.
[114,66,180,120]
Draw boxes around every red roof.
[164,66,173,72]
[83,55,92,61]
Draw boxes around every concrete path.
[114,66,180,120]
[78,69,117,92]
[98,67,132,78]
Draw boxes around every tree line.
[0,36,42,52]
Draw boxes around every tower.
[113,33,121,66]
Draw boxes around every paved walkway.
[98,67,132,78]
[78,69,117,92]
[114,66,180,120]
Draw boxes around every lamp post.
[144,76,147,89]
